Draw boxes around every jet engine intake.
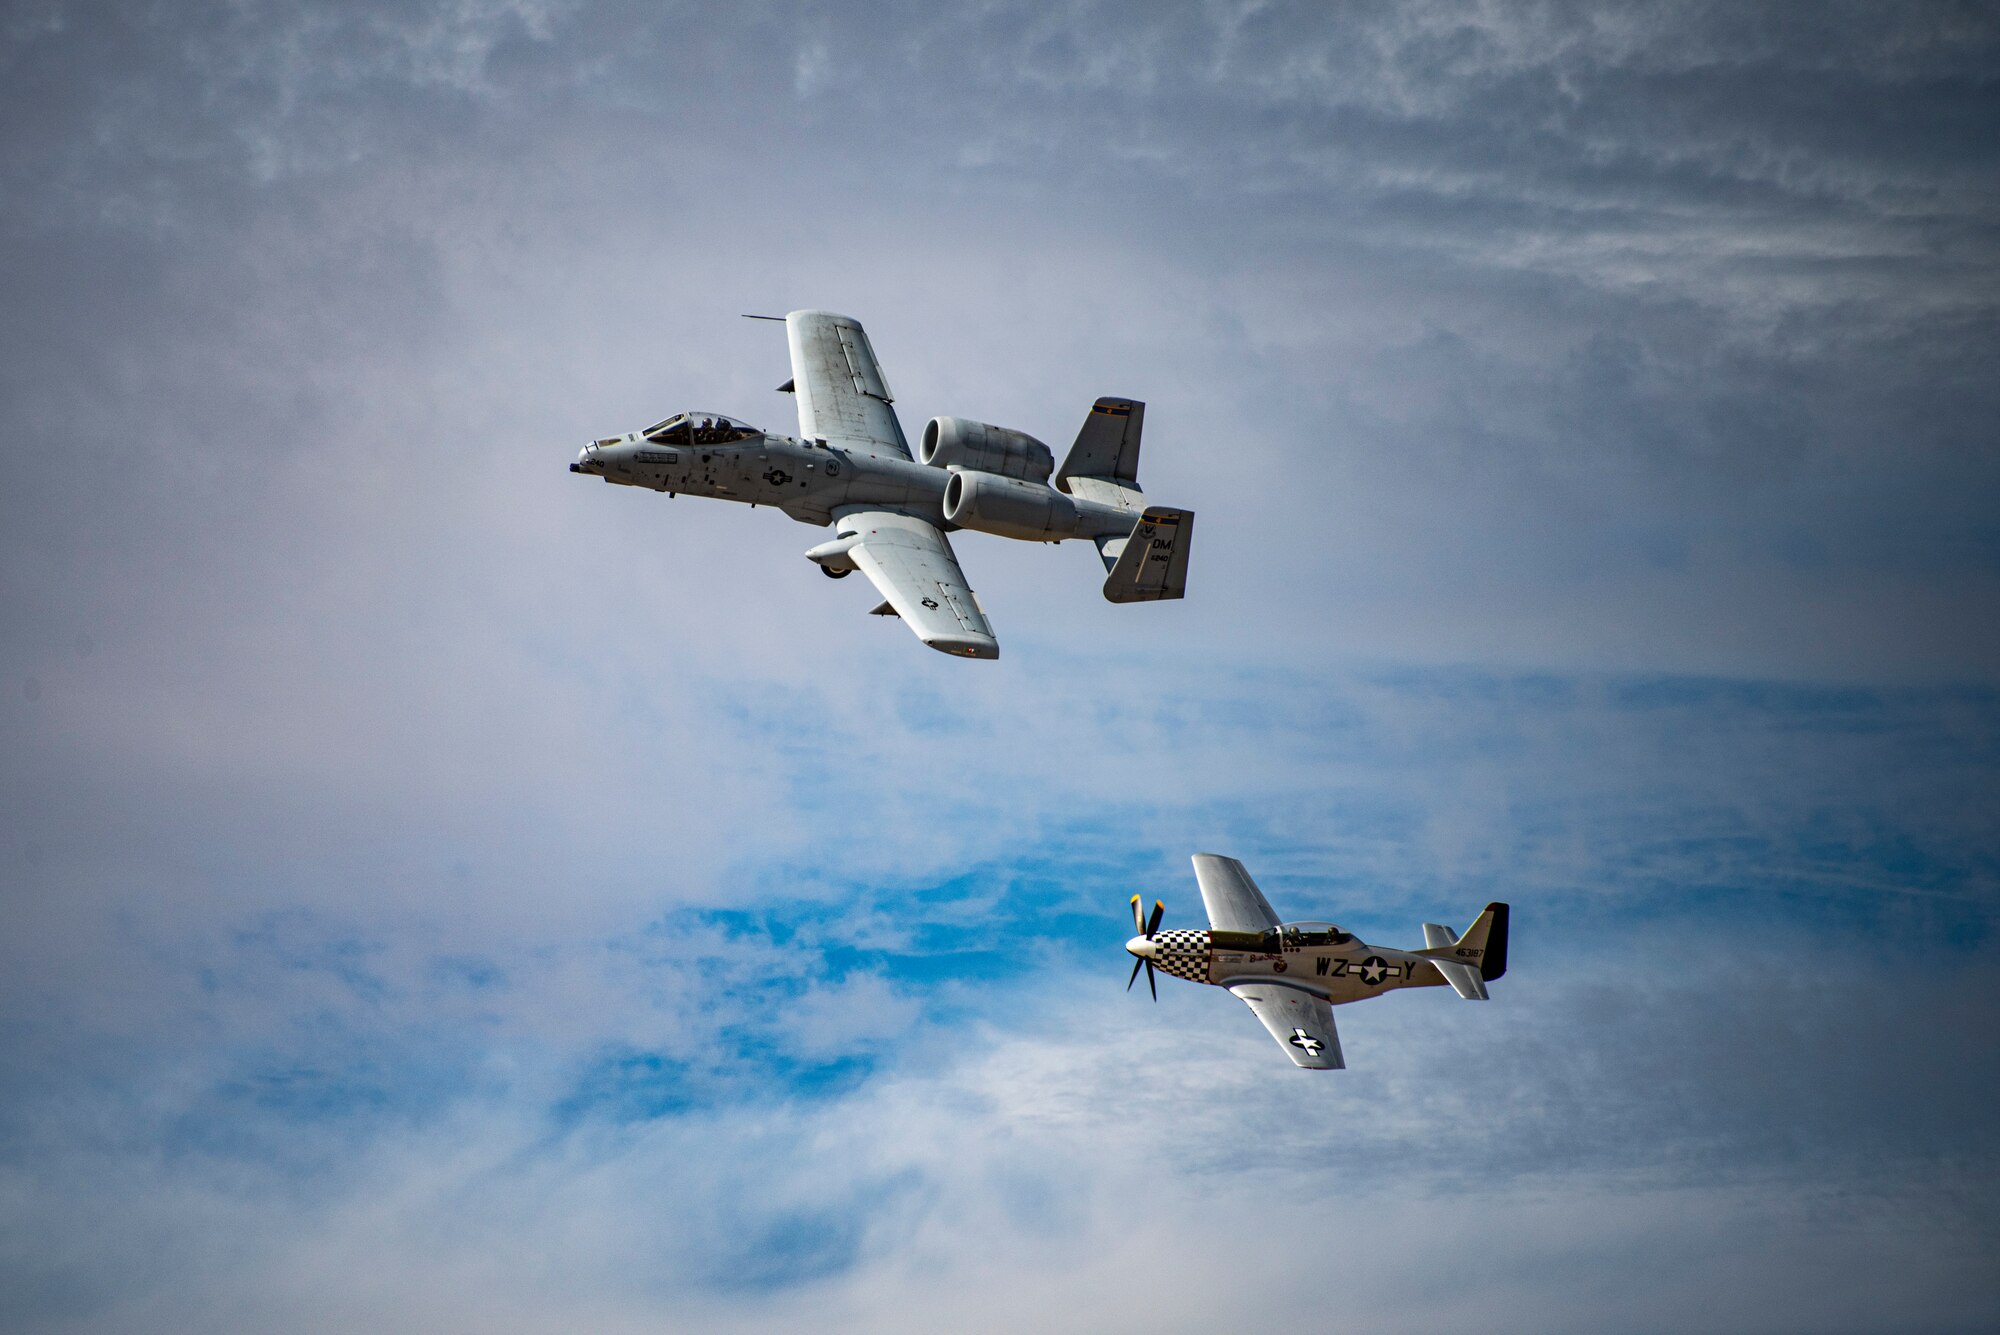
[921,417,1055,484]
[942,469,1081,542]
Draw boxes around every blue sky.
[3,3,1997,1331]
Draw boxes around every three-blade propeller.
[1127,893,1165,1000]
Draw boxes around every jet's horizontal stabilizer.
[1102,507,1193,603]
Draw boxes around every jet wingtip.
[921,634,999,661]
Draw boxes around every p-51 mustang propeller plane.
[570,311,1193,659]
[1126,854,1509,1068]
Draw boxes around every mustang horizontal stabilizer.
[1429,956,1490,1000]
[1421,922,1485,999]
[1102,508,1193,603]
[1228,982,1345,1069]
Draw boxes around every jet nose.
[1125,935,1157,961]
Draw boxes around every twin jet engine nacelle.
[943,467,1082,542]
[920,417,1055,484]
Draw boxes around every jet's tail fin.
[1059,397,1193,602]
[1099,507,1194,603]
[1056,397,1144,504]
[1416,902,1509,1000]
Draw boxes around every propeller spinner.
[1125,894,1166,1000]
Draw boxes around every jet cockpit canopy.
[643,412,761,445]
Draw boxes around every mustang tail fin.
[1417,902,1509,999]
[1464,902,1509,980]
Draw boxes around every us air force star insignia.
[764,469,790,485]
[920,597,939,610]
[1289,1028,1324,1056]
[1359,955,1390,986]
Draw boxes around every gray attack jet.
[1126,854,1510,1068]
[570,311,1192,659]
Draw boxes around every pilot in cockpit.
[645,413,758,447]
[1279,922,1354,948]
[643,415,690,445]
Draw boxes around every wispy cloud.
[5,661,1996,1327]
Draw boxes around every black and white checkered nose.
[1148,929,1212,983]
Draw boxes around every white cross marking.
[1289,1028,1324,1056]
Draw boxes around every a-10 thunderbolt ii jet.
[1125,854,1510,1068]
[569,311,1193,659]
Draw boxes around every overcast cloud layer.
[3,3,1998,1332]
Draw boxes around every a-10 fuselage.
[570,413,1137,542]
[1136,924,1473,1005]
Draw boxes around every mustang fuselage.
[1128,923,1487,1005]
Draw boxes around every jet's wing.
[1192,853,1281,933]
[837,509,999,659]
[785,311,911,458]
[1227,982,1345,1069]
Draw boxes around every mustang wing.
[785,310,911,458]
[837,509,998,659]
[1192,853,1281,933]
[1227,982,1345,1069]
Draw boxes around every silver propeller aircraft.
[1126,854,1510,1068]
[570,310,1194,659]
